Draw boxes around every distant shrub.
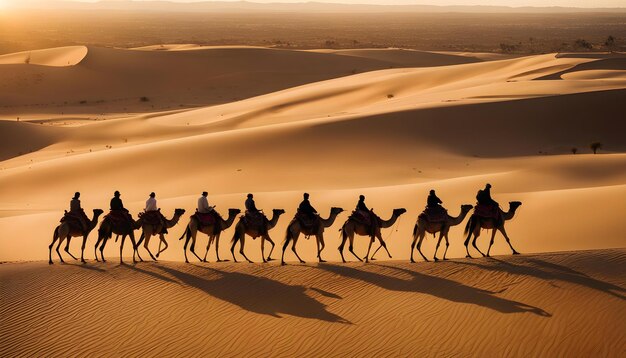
[590,142,602,154]
[571,147,578,154]
[387,94,394,99]
[140,96,150,102]
[604,35,616,51]
[574,39,593,50]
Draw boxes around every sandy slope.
[1,249,624,356]
[0,48,625,265]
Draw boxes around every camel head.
[93,209,104,216]
[174,208,186,216]
[509,201,522,210]
[273,209,286,216]
[228,208,242,216]
[460,204,473,212]
[393,208,407,216]
[330,207,344,215]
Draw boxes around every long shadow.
[316,263,550,316]
[157,265,350,323]
[68,262,107,273]
[454,257,626,300]
[124,263,183,285]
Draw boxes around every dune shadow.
[455,257,626,300]
[157,265,350,323]
[316,263,550,316]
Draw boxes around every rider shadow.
[455,257,626,300]
[316,263,550,316]
[157,265,350,324]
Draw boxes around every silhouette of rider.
[298,193,318,218]
[69,192,89,234]
[245,193,267,233]
[477,183,499,207]
[426,189,446,217]
[356,194,369,212]
[110,190,132,221]
[197,191,214,214]
[145,192,167,231]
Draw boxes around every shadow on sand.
[316,263,551,316]
[454,257,626,300]
[156,265,350,323]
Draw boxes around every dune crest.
[0,46,88,67]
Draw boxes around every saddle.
[60,211,87,230]
[295,211,319,232]
[419,206,448,223]
[243,211,267,231]
[473,203,501,220]
[350,210,381,228]
[105,210,133,227]
[139,210,163,226]
[192,211,221,227]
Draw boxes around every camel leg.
[119,235,126,264]
[99,236,108,262]
[472,230,486,257]
[130,233,141,263]
[261,236,267,263]
[189,235,203,262]
[56,237,66,263]
[291,236,305,264]
[230,232,239,263]
[157,234,168,258]
[143,233,157,261]
[433,232,444,262]
[464,230,477,258]
[410,231,418,263]
[49,230,59,264]
[80,235,88,263]
[239,236,253,263]
[64,237,78,261]
[317,234,327,263]
[183,230,192,263]
[338,229,349,263]
[364,234,376,263]
[378,236,392,259]
[442,233,450,260]
[281,230,293,265]
[203,235,213,262]
[215,234,224,262]
[416,233,429,262]
[370,244,383,260]
[347,233,363,262]
[497,226,519,255]
[265,236,276,262]
[94,235,101,262]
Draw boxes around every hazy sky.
[14,0,626,8]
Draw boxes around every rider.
[476,183,500,218]
[145,192,167,231]
[245,193,267,233]
[197,191,214,214]
[356,194,369,213]
[69,192,89,234]
[426,189,446,217]
[110,190,132,221]
[298,193,318,218]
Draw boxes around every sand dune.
[0,46,88,67]
[1,250,624,356]
[0,49,625,265]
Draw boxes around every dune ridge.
[1,249,624,356]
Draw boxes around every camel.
[230,209,285,263]
[410,204,473,263]
[94,212,142,264]
[49,209,104,264]
[178,208,241,263]
[339,208,406,263]
[281,207,344,265]
[135,208,186,261]
[464,201,522,258]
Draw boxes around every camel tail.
[464,216,475,235]
[231,228,241,244]
[178,226,190,241]
[412,223,418,236]
[53,226,59,242]
[284,226,293,244]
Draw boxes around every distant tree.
[571,147,578,154]
[24,52,31,64]
[604,35,616,51]
[590,142,602,154]
[574,39,593,50]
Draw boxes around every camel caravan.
[49,184,522,265]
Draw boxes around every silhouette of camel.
[339,208,406,263]
[230,209,285,263]
[136,208,186,261]
[49,209,104,264]
[411,204,473,262]
[179,208,241,263]
[95,212,142,264]
[282,207,344,265]
[316,263,550,316]
[157,265,350,323]
[464,201,522,258]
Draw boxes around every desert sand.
[0,44,625,356]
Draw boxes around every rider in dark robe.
[476,183,500,218]
[110,191,132,221]
[245,193,267,233]
[356,195,369,212]
[425,189,447,219]
[298,193,318,217]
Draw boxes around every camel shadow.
[454,257,626,300]
[316,263,550,316]
[124,263,183,285]
[157,265,350,323]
